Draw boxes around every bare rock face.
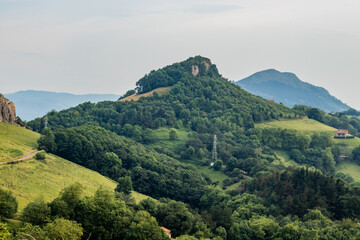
[0,94,16,124]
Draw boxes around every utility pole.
[44,115,48,129]
[211,134,217,166]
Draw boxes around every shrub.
[0,189,18,218]
[35,152,46,161]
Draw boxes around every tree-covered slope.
[235,69,350,113]
[28,56,294,133]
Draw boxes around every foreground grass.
[0,154,117,210]
[0,122,39,162]
[336,161,360,182]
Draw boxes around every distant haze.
[1,0,359,109]
[5,90,119,121]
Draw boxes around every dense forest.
[3,56,360,239]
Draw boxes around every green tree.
[125,211,168,240]
[43,218,83,240]
[0,189,18,218]
[35,151,46,160]
[21,201,51,226]
[213,160,223,171]
[169,128,178,140]
[115,176,133,195]
[38,128,56,152]
[352,146,360,164]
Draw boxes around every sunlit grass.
[0,122,39,162]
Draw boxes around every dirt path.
[0,150,40,165]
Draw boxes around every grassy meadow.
[0,122,40,162]
[0,123,151,211]
[257,118,360,181]
[336,161,360,182]
[149,127,189,153]
[198,165,229,186]
[256,118,337,134]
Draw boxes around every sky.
[1,0,360,109]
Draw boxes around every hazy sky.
[1,0,360,109]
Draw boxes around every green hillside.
[0,122,39,162]
[256,118,360,180]
[0,123,149,211]
[0,154,117,210]
[256,118,337,134]
[256,118,360,152]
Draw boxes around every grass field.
[336,161,360,182]
[0,153,117,210]
[0,123,151,211]
[257,119,360,181]
[256,118,360,154]
[0,122,40,162]
[149,127,189,153]
[256,119,337,134]
[119,87,171,102]
[198,166,229,186]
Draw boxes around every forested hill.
[28,56,294,133]
[235,69,350,113]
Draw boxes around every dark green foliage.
[248,167,360,219]
[169,128,177,140]
[135,56,220,93]
[34,151,46,160]
[125,211,169,240]
[38,128,56,152]
[213,160,223,171]
[260,128,310,151]
[39,126,207,206]
[352,145,360,164]
[115,176,133,195]
[0,189,18,218]
[21,201,51,226]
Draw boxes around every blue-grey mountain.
[235,69,350,113]
[4,90,119,121]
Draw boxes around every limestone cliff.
[0,94,16,124]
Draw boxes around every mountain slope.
[0,122,155,211]
[0,122,39,161]
[235,69,350,112]
[4,90,119,121]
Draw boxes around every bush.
[35,152,46,161]
[0,189,18,218]
[21,201,51,226]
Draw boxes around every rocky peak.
[0,94,16,124]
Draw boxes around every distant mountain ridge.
[4,90,119,121]
[235,69,350,113]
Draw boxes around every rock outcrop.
[0,94,16,124]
